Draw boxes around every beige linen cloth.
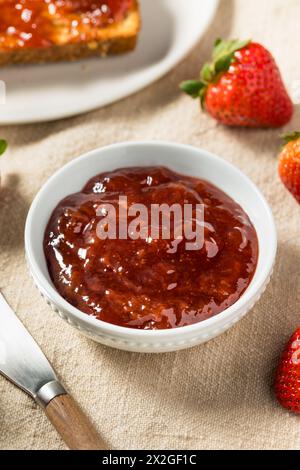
[0,0,300,450]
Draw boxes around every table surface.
[1,0,300,450]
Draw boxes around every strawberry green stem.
[282,132,300,144]
[180,38,251,107]
[0,139,7,156]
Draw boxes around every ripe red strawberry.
[180,39,293,128]
[278,132,300,204]
[274,327,300,413]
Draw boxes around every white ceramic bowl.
[25,141,277,353]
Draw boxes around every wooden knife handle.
[45,394,107,450]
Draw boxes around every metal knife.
[0,292,106,450]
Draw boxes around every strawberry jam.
[0,0,133,50]
[44,167,259,330]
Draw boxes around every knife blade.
[0,292,106,450]
[0,292,60,400]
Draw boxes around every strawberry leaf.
[202,38,252,84]
[227,39,251,56]
[215,54,233,74]
[0,139,7,156]
[180,80,205,99]
[282,132,300,144]
[214,38,222,48]
[201,63,213,82]
[199,88,207,109]
[213,39,250,61]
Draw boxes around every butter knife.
[0,292,106,450]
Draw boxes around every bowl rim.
[25,140,277,338]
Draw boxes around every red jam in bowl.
[44,166,259,330]
[0,0,133,50]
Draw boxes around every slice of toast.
[0,1,140,66]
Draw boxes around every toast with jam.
[0,0,140,65]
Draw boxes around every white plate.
[0,0,219,124]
